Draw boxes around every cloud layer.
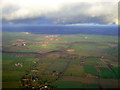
[2,0,118,25]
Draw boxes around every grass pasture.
[98,67,117,79]
[53,81,99,88]
[84,65,99,77]
[47,62,67,74]
[64,64,85,77]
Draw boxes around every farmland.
[2,32,119,89]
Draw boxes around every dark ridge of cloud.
[2,2,118,25]
[2,17,53,24]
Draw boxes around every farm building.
[15,63,23,67]
[12,42,26,46]
[80,61,85,64]
[67,49,75,52]
[22,32,30,34]
[31,69,39,72]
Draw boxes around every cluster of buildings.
[49,38,59,41]
[45,35,60,38]
[21,74,49,89]
[12,39,26,46]
[66,49,75,52]
[22,32,30,34]
[12,42,26,46]
[45,35,60,41]
[15,63,23,67]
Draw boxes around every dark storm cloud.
[2,0,118,25]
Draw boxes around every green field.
[98,67,118,79]
[84,65,99,77]
[53,82,99,88]
[64,64,85,77]
[2,32,119,89]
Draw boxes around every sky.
[1,0,119,25]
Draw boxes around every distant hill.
[2,25,118,36]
